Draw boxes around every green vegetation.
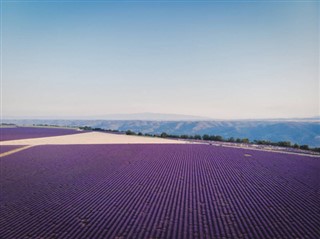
[125,130,136,135]
[0,123,16,126]
[77,126,320,153]
[79,126,120,133]
[33,124,61,127]
[300,145,309,150]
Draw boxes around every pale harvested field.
[0,131,187,146]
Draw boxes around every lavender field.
[0,127,83,141]
[0,145,26,154]
[1,144,319,238]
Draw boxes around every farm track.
[0,144,319,238]
[0,145,34,158]
[0,145,28,155]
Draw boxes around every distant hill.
[73,112,212,121]
[3,119,320,147]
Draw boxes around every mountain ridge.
[2,119,319,147]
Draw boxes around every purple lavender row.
[0,145,26,154]
[0,127,85,141]
[1,144,319,238]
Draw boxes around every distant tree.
[202,134,210,140]
[214,135,223,141]
[254,140,261,144]
[79,126,92,131]
[277,141,291,147]
[126,130,135,135]
[160,132,168,138]
[263,140,272,145]
[181,135,189,139]
[312,147,320,153]
[236,138,241,143]
[293,143,299,149]
[169,134,180,138]
[194,135,201,140]
[241,138,250,144]
[300,145,309,150]
[93,127,103,131]
[227,137,235,142]
[138,132,143,136]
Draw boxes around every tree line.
[78,126,320,153]
[125,130,319,153]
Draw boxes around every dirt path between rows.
[0,132,187,146]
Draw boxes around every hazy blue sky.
[2,1,319,119]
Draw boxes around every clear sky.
[1,0,319,119]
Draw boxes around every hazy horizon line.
[2,112,320,122]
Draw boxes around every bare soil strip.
[0,145,35,158]
[0,132,187,146]
[1,131,317,157]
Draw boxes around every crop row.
[0,145,27,154]
[0,144,319,238]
